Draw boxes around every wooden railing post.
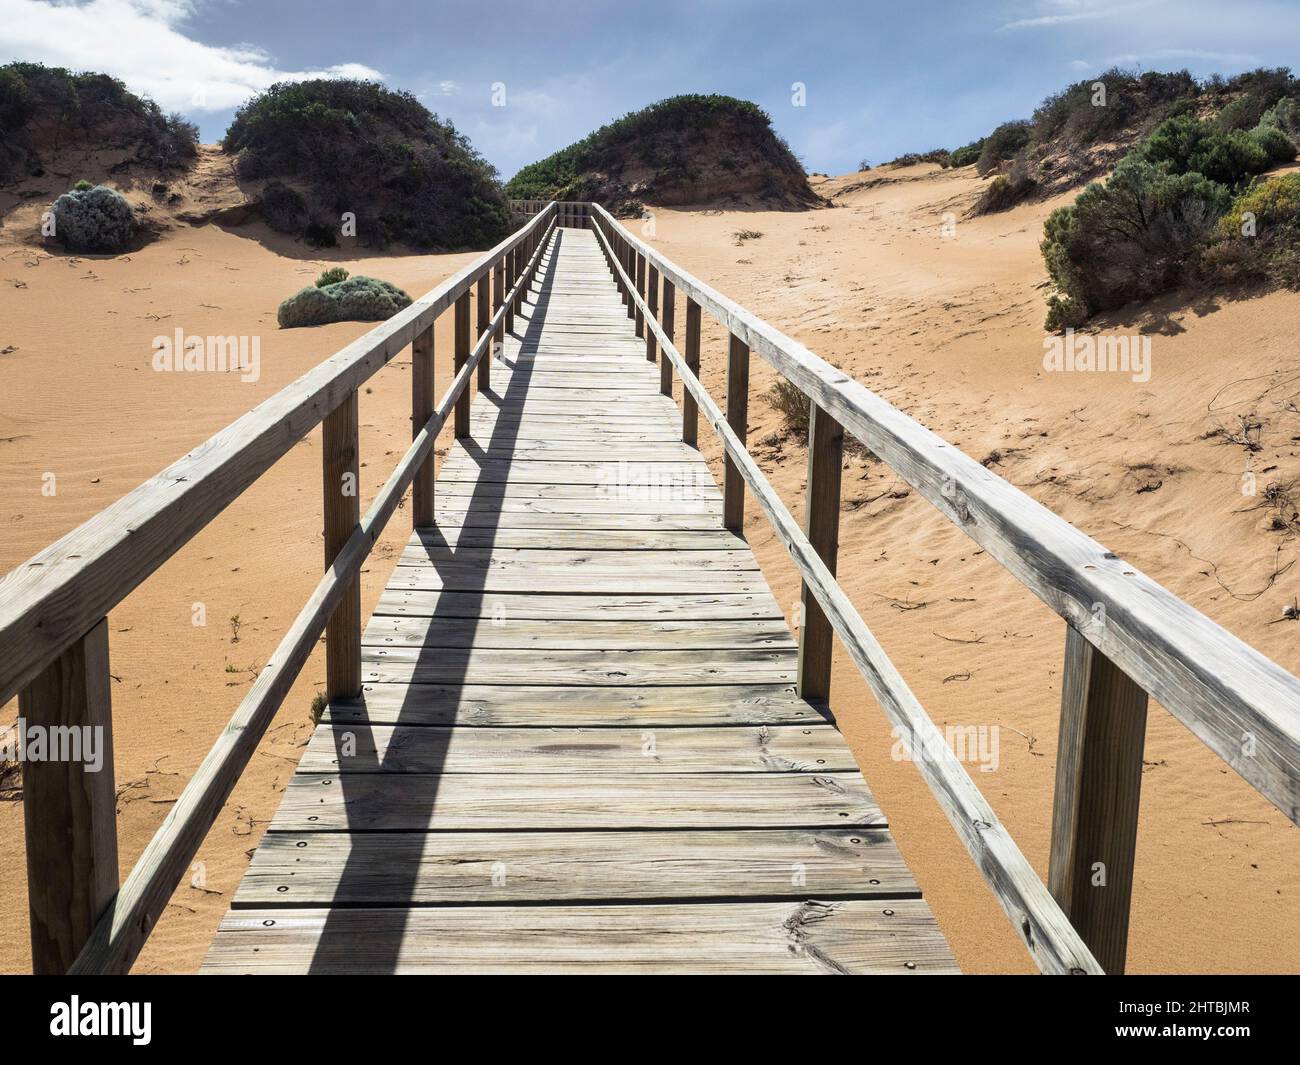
[1049,626,1149,974]
[20,617,117,974]
[660,279,675,397]
[682,297,701,446]
[512,245,525,316]
[646,263,659,364]
[454,291,471,439]
[323,392,361,701]
[797,402,843,702]
[493,255,506,356]
[411,324,436,529]
[634,253,646,339]
[504,251,516,335]
[724,334,750,530]
[476,272,491,391]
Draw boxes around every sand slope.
[1,160,1297,974]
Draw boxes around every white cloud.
[0,0,383,112]
[999,1,1152,31]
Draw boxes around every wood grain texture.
[233,829,916,907]
[322,392,361,701]
[1049,624,1149,974]
[324,682,825,727]
[797,402,844,703]
[204,900,956,974]
[19,617,117,974]
[273,771,884,831]
[300,723,851,774]
[410,325,435,527]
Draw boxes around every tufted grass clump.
[316,266,349,287]
[50,184,135,252]
[278,275,412,328]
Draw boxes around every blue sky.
[4,0,1300,178]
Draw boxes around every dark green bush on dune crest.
[505,95,816,212]
[0,61,197,182]
[225,79,511,250]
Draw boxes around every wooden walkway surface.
[202,228,958,974]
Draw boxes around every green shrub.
[886,149,950,167]
[971,161,1036,214]
[1204,173,1300,286]
[504,94,812,209]
[316,266,349,287]
[1040,156,1231,327]
[946,138,984,168]
[227,79,510,250]
[1031,68,1199,149]
[0,62,196,181]
[976,121,1031,176]
[277,275,412,328]
[1258,97,1300,143]
[73,178,93,191]
[50,184,135,252]
[1139,115,1294,186]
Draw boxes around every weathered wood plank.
[203,899,956,974]
[233,828,915,907]
[323,682,825,727]
[273,771,882,830]
[371,590,783,621]
[358,646,796,686]
[362,615,794,650]
[300,723,851,774]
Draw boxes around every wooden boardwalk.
[201,227,957,974]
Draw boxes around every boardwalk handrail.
[590,201,1300,975]
[2,204,558,973]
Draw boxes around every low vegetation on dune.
[50,182,136,252]
[869,63,1300,326]
[0,61,197,184]
[224,79,511,250]
[1041,100,1300,328]
[505,95,818,214]
[277,267,412,329]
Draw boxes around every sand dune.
[1,159,1297,973]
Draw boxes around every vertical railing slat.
[454,291,471,439]
[660,279,675,398]
[796,402,843,702]
[682,297,701,447]
[724,334,750,530]
[476,272,491,391]
[20,617,117,974]
[411,325,435,527]
[1049,626,1149,974]
[646,263,659,364]
[323,392,361,700]
[634,253,646,339]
